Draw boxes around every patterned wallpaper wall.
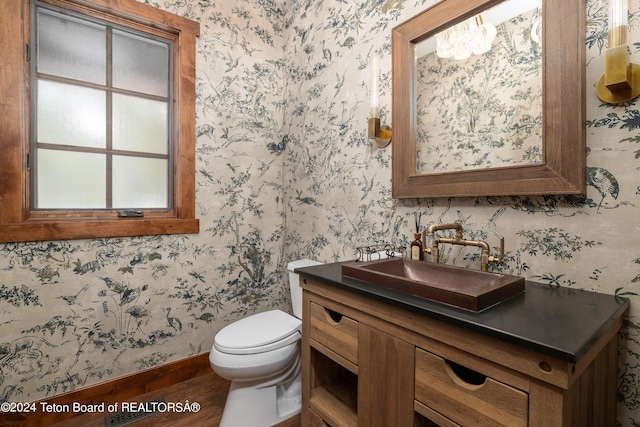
[1,0,639,424]
[0,0,290,405]
[282,0,640,424]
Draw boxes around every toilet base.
[219,368,302,427]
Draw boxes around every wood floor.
[48,373,301,427]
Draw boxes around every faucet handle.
[488,237,505,265]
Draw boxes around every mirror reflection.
[414,0,542,174]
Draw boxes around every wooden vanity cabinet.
[300,275,622,427]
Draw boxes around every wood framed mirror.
[391,0,585,198]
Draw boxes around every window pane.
[37,80,106,148]
[37,9,106,85]
[36,149,106,209]
[112,156,168,209]
[112,93,168,154]
[112,30,169,97]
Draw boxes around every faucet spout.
[425,221,463,239]
[419,220,505,272]
[422,221,464,255]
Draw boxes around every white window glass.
[37,9,106,85]
[32,1,173,212]
[112,30,169,97]
[112,94,168,154]
[112,156,168,208]
[37,80,106,148]
[37,150,106,209]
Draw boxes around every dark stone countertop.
[296,261,630,364]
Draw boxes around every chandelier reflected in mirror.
[436,14,497,60]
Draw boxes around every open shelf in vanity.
[308,348,358,427]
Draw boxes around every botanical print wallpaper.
[1,0,640,425]
[0,0,290,405]
[283,0,640,424]
[415,6,542,172]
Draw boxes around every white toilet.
[209,259,322,427]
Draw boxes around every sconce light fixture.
[368,57,392,147]
[596,0,640,104]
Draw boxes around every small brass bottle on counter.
[410,233,423,260]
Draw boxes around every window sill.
[0,218,199,243]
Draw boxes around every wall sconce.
[596,0,640,104]
[368,57,392,147]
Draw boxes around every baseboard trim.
[3,352,213,427]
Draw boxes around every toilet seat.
[214,310,301,355]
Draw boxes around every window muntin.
[31,2,173,211]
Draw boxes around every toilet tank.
[287,259,323,318]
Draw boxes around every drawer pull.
[324,307,344,324]
[539,361,552,373]
[446,360,487,387]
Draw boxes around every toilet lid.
[214,310,301,355]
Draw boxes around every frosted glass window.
[112,156,168,208]
[37,9,106,85]
[112,94,168,154]
[113,30,169,97]
[37,80,106,148]
[31,1,175,212]
[36,150,106,209]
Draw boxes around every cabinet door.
[358,324,414,427]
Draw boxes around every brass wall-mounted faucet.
[421,221,504,272]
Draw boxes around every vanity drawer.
[309,302,358,365]
[415,348,528,427]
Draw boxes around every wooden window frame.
[0,0,200,243]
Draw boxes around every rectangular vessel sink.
[341,258,524,312]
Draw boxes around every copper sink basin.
[341,258,524,312]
